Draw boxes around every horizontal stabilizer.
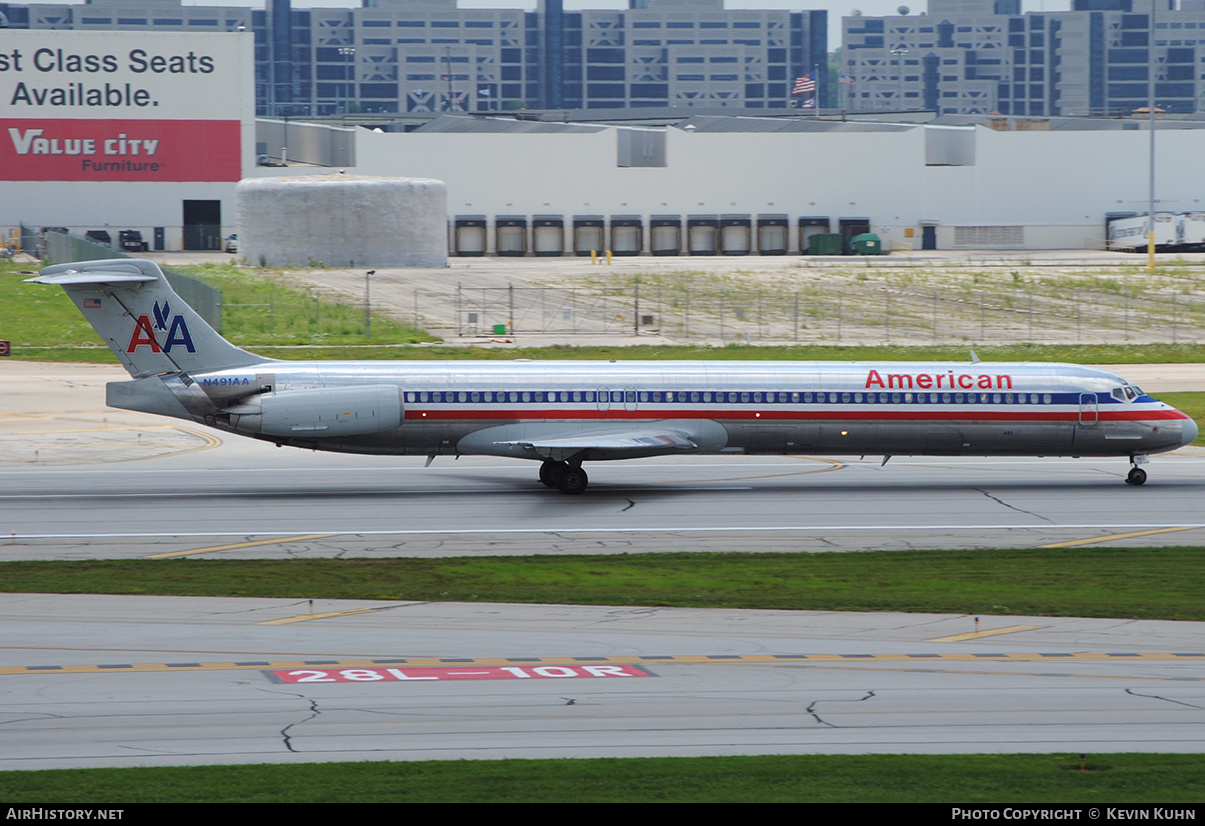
[26,272,156,286]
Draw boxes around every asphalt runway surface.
[6,451,1205,558]
[2,362,1204,768]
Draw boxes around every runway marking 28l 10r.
[268,664,650,683]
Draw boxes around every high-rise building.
[0,0,829,116]
[842,0,1205,116]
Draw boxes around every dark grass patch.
[3,547,1204,620]
[1,753,1202,803]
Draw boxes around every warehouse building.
[4,28,1204,254]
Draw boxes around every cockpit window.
[1125,386,1137,400]
[1112,387,1126,402]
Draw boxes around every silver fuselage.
[155,359,1196,462]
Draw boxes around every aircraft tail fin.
[27,258,269,379]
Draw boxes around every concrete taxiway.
[3,594,1203,770]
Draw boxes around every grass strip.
[2,754,1202,802]
[4,547,1205,621]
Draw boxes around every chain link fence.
[397,276,1205,345]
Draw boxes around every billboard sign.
[0,30,249,182]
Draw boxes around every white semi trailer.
[1107,213,1178,251]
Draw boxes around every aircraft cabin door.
[1079,393,1099,426]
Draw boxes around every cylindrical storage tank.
[572,216,605,256]
[495,216,527,257]
[650,215,681,256]
[610,215,643,256]
[454,215,487,256]
[237,175,446,268]
[687,215,718,255]
[756,214,789,255]
[532,215,564,257]
[798,217,831,255]
[719,215,751,255]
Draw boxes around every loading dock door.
[573,223,604,256]
[611,222,643,256]
[183,200,221,251]
[533,219,564,257]
[651,225,680,255]
[455,217,487,256]
[838,218,871,255]
[756,217,788,255]
[687,218,718,255]
[798,217,830,254]
[496,218,527,257]
[720,218,751,255]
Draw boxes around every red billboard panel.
[2,118,240,182]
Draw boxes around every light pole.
[365,270,374,339]
[1146,1,1158,273]
[338,46,356,115]
[890,47,909,113]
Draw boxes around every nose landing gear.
[1125,467,1147,486]
[539,460,589,494]
[1125,455,1148,486]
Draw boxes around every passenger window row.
[403,389,1065,405]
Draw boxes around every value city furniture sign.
[0,30,249,182]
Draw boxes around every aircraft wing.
[495,426,697,461]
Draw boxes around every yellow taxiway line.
[260,608,386,625]
[929,625,1043,642]
[1040,526,1200,548]
[145,534,336,559]
[2,651,1201,677]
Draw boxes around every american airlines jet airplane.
[30,258,1198,493]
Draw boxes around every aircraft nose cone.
[1181,415,1199,447]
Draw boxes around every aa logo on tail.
[127,299,196,354]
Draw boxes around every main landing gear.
[1125,455,1148,486]
[539,460,589,495]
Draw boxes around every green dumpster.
[850,232,883,255]
[493,323,508,335]
[806,233,844,255]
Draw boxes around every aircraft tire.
[1126,467,1147,486]
[557,466,588,495]
[539,461,560,488]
